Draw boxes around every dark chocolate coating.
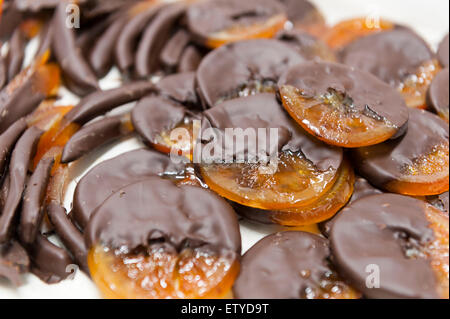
[160,29,191,69]
[0,118,27,175]
[127,76,195,143]
[6,27,26,82]
[277,0,319,25]
[197,39,305,108]
[0,126,42,243]
[352,108,449,188]
[131,95,189,146]
[278,61,409,131]
[81,0,130,19]
[72,149,184,228]
[88,16,127,77]
[340,28,434,86]
[186,0,286,45]
[61,114,131,163]
[0,72,46,134]
[19,157,54,244]
[330,194,440,299]
[63,81,154,125]
[35,20,53,59]
[0,239,29,286]
[277,29,335,62]
[14,0,87,11]
[76,14,111,55]
[135,3,186,78]
[29,234,74,284]
[427,191,449,213]
[437,33,449,68]
[0,1,22,40]
[0,174,10,211]
[47,202,88,274]
[319,177,383,237]
[178,45,203,73]
[85,177,241,255]
[115,4,162,73]
[234,231,338,299]
[0,54,6,89]
[202,93,343,171]
[52,2,99,96]
[156,72,199,108]
[427,68,449,119]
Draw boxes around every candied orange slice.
[323,17,394,50]
[200,151,339,211]
[88,245,239,299]
[270,160,355,226]
[28,104,80,202]
[424,206,449,299]
[279,85,400,148]
[33,106,80,169]
[387,142,449,196]
[152,119,199,161]
[206,14,287,49]
[398,59,441,109]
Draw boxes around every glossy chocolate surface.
[437,33,449,67]
[352,108,449,188]
[19,157,54,244]
[202,93,343,170]
[340,28,434,86]
[85,177,241,255]
[0,126,42,243]
[187,0,286,45]
[278,61,409,131]
[427,68,449,120]
[234,231,340,299]
[73,149,185,228]
[197,39,305,107]
[330,194,440,299]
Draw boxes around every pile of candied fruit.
[0,0,448,299]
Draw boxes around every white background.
[1,0,449,299]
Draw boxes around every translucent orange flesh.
[323,18,394,50]
[269,161,355,226]
[88,245,239,299]
[152,120,198,161]
[423,206,449,299]
[33,108,80,169]
[27,101,73,131]
[300,267,361,299]
[279,85,399,148]
[436,109,449,123]
[20,19,43,38]
[200,151,339,211]
[399,60,441,109]
[206,14,288,49]
[33,63,61,97]
[386,142,449,196]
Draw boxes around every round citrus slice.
[85,177,241,299]
[279,61,409,148]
